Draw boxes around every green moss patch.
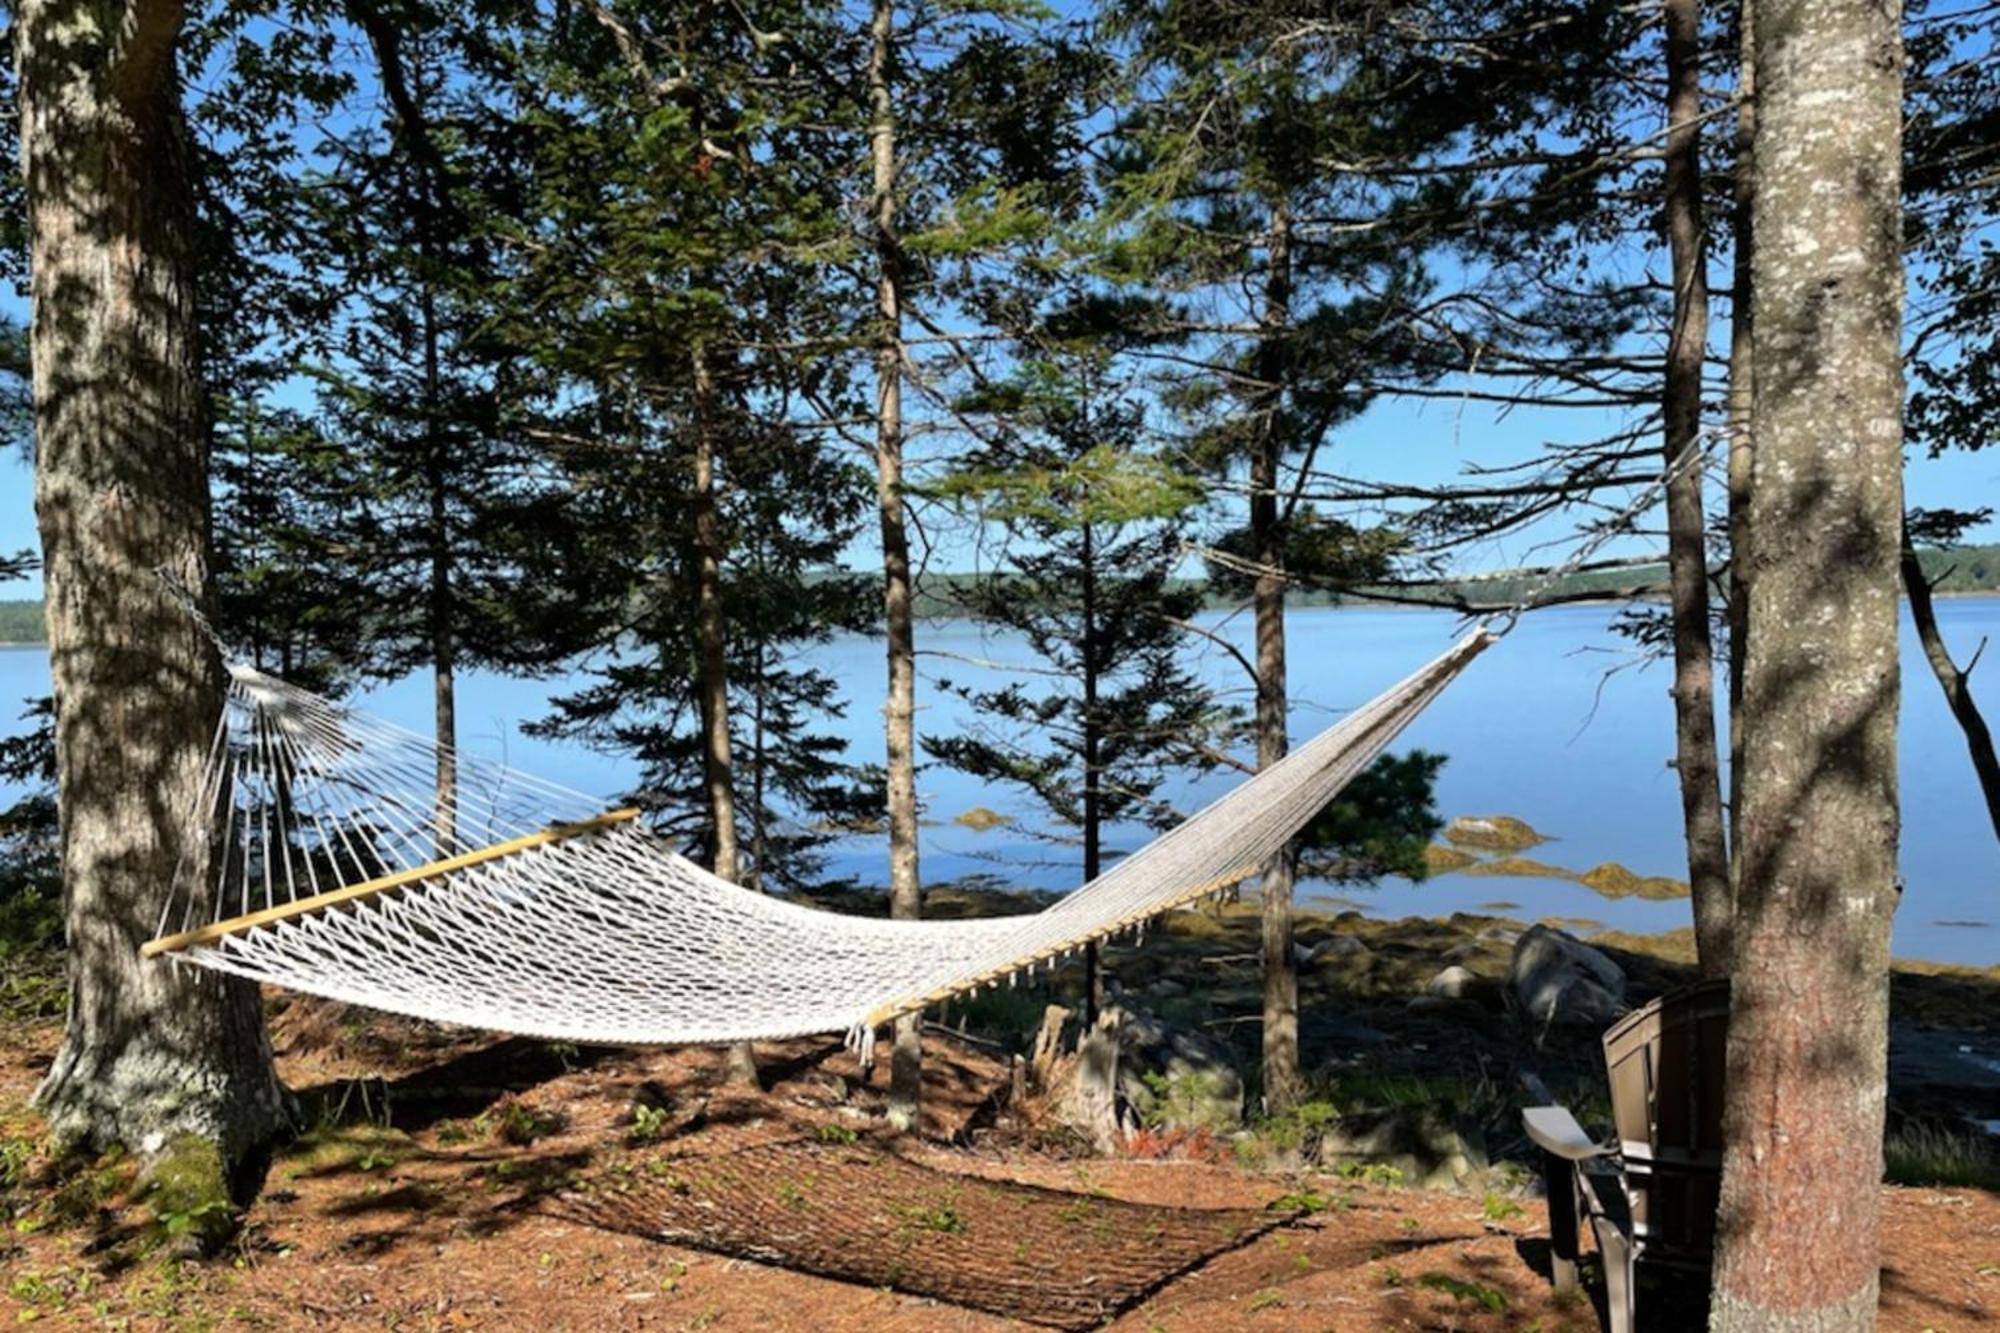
[282,1123,416,1179]
[139,1135,236,1250]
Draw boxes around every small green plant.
[0,1130,35,1190]
[1380,1265,1404,1288]
[815,1123,858,1146]
[1257,1099,1341,1152]
[1417,1271,1509,1314]
[1056,1198,1096,1226]
[1231,1136,1268,1169]
[1268,1189,1347,1214]
[1399,1216,1421,1233]
[9,1270,66,1314]
[627,1103,673,1146]
[494,1099,557,1146]
[1335,1161,1405,1186]
[895,1201,966,1233]
[1482,1192,1525,1222]
[1247,1287,1283,1311]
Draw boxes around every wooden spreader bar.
[141,808,642,959]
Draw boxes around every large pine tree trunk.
[423,307,458,856]
[868,0,923,1133]
[23,0,286,1171]
[1079,520,1103,1026]
[690,348,757,1089]
[1724,2,1756,857]
[1661,0,1731,976]
[1254,198,1301,1116]
[1710,0,1905,1323]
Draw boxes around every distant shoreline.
[4,579,1999,651]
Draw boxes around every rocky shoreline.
[926,884,2000,1192]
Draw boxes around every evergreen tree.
[1099,0,1486,1111]
[928,355,1224,1014]
[853,0,1104,1127]
[303,7,591,836]
[488,0,875,892]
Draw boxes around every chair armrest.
[1523,1105,1612,1162]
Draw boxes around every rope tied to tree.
[1477,430,1717,639]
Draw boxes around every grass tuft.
[1883,1120,2000,1191]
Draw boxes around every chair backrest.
[1601,977,1730,1265]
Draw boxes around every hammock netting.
[146,630,1492,1054]
[539,1136,1290,1329]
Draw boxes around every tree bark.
[868,0,922,1132]
[1901,533,2000,844]
[1724,0,1756,862]
[422,287,458,857]
[1710,0,1905,1323]
[23,0,286,1173]
[690,346,757,1089]
[1254,197,1301,1116]
[1661,0,1731,976]
[1080,518,1103,1027]
[412,41,457,858]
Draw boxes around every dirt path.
[1,1003,1995,1331]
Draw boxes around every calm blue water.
[3,600,1997,965]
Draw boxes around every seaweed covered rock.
[1442,815,1548,853]
[1509,924,1628,1029]
[1579,862,1691,900]
[1421,843,1480,874]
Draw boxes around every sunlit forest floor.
[1,908,1996,1330]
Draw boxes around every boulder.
[1318,1106,1490,1191]
[1303,934,1371,962]
[1510,924,1627,1028]
[1117,1009,1244,1134]
[1426,965,1479,999]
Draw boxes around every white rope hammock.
[141,630,1493,1058]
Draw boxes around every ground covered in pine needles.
[1,910,1997,1331]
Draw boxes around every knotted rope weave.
[143,630,1492,1056]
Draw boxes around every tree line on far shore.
[9,538,2000,650]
